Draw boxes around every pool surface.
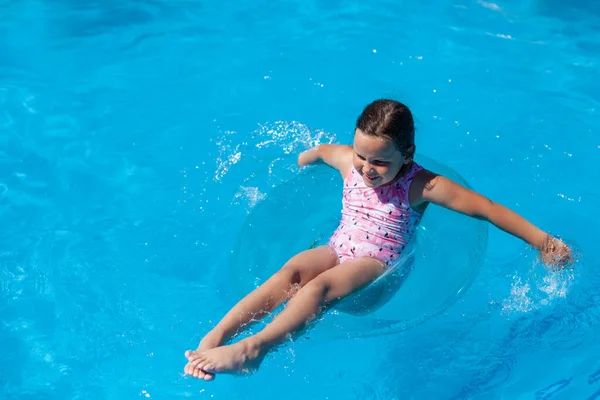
[1,0,599,398]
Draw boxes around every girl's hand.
[540,236,574,269]
[296,145,354,177]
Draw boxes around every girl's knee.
[279,264,303,286]
[280,261,326,287]
[303,276,331,299]
[280,246,338,285]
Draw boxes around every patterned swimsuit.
[328,163,424,265]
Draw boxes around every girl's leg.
[184,245,338,379]
[191,257,385,378]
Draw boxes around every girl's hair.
[356,99,415,157]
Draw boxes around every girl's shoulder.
[412,167,438,186]
[408,167,440,211]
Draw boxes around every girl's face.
[352,129,410,188]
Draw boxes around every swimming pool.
[1,0,598,398]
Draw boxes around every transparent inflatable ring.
[230,155,488,338]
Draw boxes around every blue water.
[1,0,599,398]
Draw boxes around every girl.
[184,99,572,381]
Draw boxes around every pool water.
[1,0,599,398]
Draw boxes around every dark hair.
[356,99,415,157]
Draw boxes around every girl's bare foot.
[184,330,225,381]
[192,338,265,377]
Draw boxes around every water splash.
[214,130,241,182]
[502,264,575,314]
[254,121,335,155]
[232,186,266,211]
[213,121,337,182]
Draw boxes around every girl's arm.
[297,144,354,178]
[411,170,573,267]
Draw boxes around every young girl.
[184,99,572,381]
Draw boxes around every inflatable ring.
[230,155,488,338]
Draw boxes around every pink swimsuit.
[328,163,424,266]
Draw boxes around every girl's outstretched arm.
[411,170,573,267]
[297,144,354,178]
